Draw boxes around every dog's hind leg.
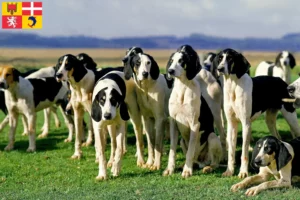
[281,107,300,138]
[58,105,74,143]
[203,132,222,174]
[0,115,9,132]
[50,106,61,128]
[38,108,51,138]
[21,114,29,136]
[265,109,281,139]
[82,116,94,147]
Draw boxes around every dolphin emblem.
[28,16,37,28]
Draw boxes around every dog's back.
[252,76,294,116]
[94,67,124,84]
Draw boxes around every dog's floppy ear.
[250,140,261,172]
[231,51,251,79]
[77,53,97,70]
[12,68,20,82]
[275,142,292,171]
[147,54,160,80]
[120,102,130,121]
[91,95,102,122]
[166,53,175,80]
[72,56,87,82]
[289,53,296,69]
[182,46,201,80]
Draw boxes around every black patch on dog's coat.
[94,67,124,83]
[91,88,106,122]
[177,45,201,80]
[267,63,275,76]
[0,91,7,114]
[20,69,39,77]
[198,96,214,145]
[76,53,97,71]
[163,74,174,88]
[251,76,295,117]
[28,77,63,107]
[144,54,160,80]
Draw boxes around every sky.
[1,0,300,39]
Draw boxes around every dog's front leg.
[143,116,155,168]
[245,179,291,196]
[71,106,84,159]
[163,118,178,176]
[4,112,19,151]
[94,123,107,180]
[281,108,300,138]
[111,122,125,177]
[150,118,165,171]
[238,120,251,179]
[107,125,116,168]
[182,123,200,178]
[26,112,37,152]
[222,115,238,177]
[231,173,270,192]
[38,108,51,138]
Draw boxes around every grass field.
[0,49,300,199]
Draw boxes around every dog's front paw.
[182,165,192,178]
[26,147,36,152]
[81,142,92,147]
[149,164,160,171]
[163,168,174,176]
[107,160,113,168]
[22,132,28,136]
[202,166,213,174]
[95,175,107,181]
[142,160,154,169]
[222,170,234,177]
[38,133,48,139]
[238,171,248,179]
[136,158,145,168]
[64,138,72,143]
[245,186,260,196]
[71,153,82,159]
[111,164,120,177]
[4,144,14,151]
[231,182,246,192]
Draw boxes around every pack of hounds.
[1,45,300,196]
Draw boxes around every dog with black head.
[91,71,131,180]
[123,49,171,170]
[231,136,300,196]
[163,45,222,178]
[255,51,296,84]
[55,54,123,159]
[213,48,300,179]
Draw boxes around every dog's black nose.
[217,66,224,72]
[104,113,112,120]
[254,158,262,166]
[284,61,288,66]
[168,69,175,75]
[56,73,63,79]
[142,71,149,78]
[288,85,295,94]
[0,82,4,88]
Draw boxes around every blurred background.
[0,0,300,75]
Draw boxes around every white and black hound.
[0,66,68,152]
[255,51,296,84]
[123,51,171,170]
[212,48,300,178]
[163,45,222,178]
[231,136,300,196]
[91,71,130,180]
[203,52,217,76]
[55,54,123,159]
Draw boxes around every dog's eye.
[178,59,182,63]
[110,98,117,106]
[136,61,141,67]
[146,61,150,65]
[6,74,10,77]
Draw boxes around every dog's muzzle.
[168,69,175,76]
[217,65,225,73]
[56,73,63,81]
[142,71,149,78]
[287,85,295,96]
[104,113,112,120]
[254,158,262,167]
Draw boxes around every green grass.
[1,68,300,200]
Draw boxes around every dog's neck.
[134,78,156,91]
[69,69,95,93]
[280,63,291,84]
